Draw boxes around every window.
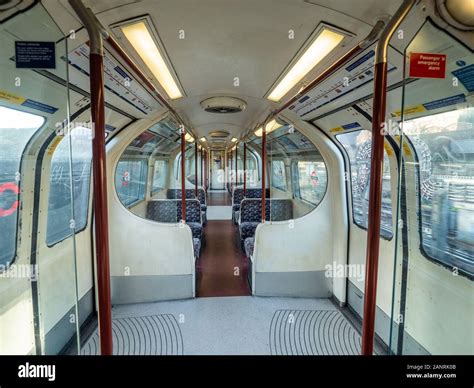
[152,159,168,193]
[115,159,147,207]
[336,130,393,239]
[404,107,474,276]
[271,160,287,190]
[294,161,327,205]
[46,127,92,246]
[0,106,45,267]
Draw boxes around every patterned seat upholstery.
[244,237,254,258]
[240,222,259,241]
[146,200,178,223]
[193,238,201,258]
[167,188,207,224]
[238,198,293,244]
[232,188,245,224]
[268,199,293,221]
[147,199,203,239]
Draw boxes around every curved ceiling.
[52,0,404,146]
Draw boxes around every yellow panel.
[391,104,426,117]
[0,89,26,105]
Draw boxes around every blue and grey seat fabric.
[167,188,207,224]
[244,237,254,258]
[232,188,245,224]
[146,199,203,257]
[238,198,293,247]
[232,188,271,224]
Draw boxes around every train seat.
[244,237,255,258]
[146,199,203,239]
[167,188,207,224]
[239,198,293,245]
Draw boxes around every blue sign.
[21,99,58,114]
[452,64,474,92]
[342,122,362,130]
[346,50,375,72]
[456,60,466,67]
[15,41,56,69]
[422,94,466,111]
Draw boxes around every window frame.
[293,159,328,206]
[151,158,169,195]
[45,128,94,247]
[115,157,149,208]
[270,159,287,192]
[0,106,46,268]
[404,122,474,280]
[335,130,394,241]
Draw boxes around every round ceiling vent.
[436,0,474,30]
[200,96,247,114]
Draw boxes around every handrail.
[68,0,113,355]
[361,0,416,356]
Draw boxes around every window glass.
[404,107,474,276]
[0,106,44,267]
[296,161,327,204]
[46,127,92,245]
[152,159,168,193]
[271,160,287,190]
[115,159,147,206]
[336,130,393,239]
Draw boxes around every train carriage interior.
[0,0,473,360]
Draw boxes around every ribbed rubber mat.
[81,315,183,355]
[269,310,361,355]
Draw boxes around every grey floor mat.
[81,315,183,355]
[270,310,361,355]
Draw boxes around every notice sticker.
[15,41,56,69]
[409,52,446,79]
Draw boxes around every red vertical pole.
[243,143,247,195]
[261,129,266,222]
[180,131,186,221]
[90,54,113,355]
[235,145,238,186]
[204,150,208,192]
[194,142,198,197]
[361,62,387,356]
[200,147,204,189]
[360,0,415,355]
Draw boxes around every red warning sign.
[409,52,446,79]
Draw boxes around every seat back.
[232,187,245,208]
[176,199,202,223]
[245,188,270,198]
[240,198,271,222]
[167,188,206,206]
[147,199,202,224]
[146,200,178,223]
[268,199,293,221]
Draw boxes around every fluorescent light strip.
[121,21,183,100]
[255,119,283,137]
[268,28,344,102]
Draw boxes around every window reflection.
[404,107,474,276]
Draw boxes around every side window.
[271,160,286,191]
[336,130,393,239]
[404,107,474,276]
[295,161,327,205]
[152,159,168,193]
[46,127,92,246]
[0,106,45,267]
[115,159,147,207]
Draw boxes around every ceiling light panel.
[117,17,184,100]
[267,25,346,102]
